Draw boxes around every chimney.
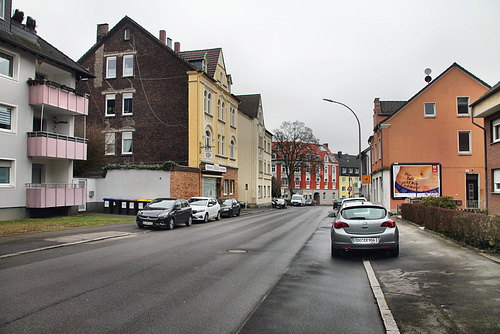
[167,37,172,49]
[337,151,342,158]
[174,42,180,53]
[97,23,109,42]
[159,30,166,44]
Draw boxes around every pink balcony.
[26,183,86,208]
[28,79,88,116]
[28,132,87,160]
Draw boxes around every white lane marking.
[363,260,400,334]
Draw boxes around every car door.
[209,198,217,218]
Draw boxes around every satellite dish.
[424,68,432,75]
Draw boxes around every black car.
[136,198,192,230]
[333,198,345,209]
[217,198,241,217]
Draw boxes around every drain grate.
[226,249,248,254]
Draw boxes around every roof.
[335,153,359,168]
[470,81,500,107]
[237,94,261,118]
[379,101,406,116]
[377,62,491,127]
[0,25,93,79]
[179,48,222,79]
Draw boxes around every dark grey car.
[217,198,241,217]
[136,198,192,230]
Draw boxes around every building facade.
[370,63,490,212]
[272,143,338,205]
[236,94,272,206]
[335,152,361,199]
[77,17,239,200]
[0,1,93,220]
[471,81,500,216]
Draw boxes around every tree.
[73,119,107,176]
[272,121,321,196]
[271,176,282,198]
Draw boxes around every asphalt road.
[0,206,498,333]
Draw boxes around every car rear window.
[341,207,386,220]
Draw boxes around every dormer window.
[124,29,130,41]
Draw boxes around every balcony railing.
[28,132,87,160]
[26,183,86,208]
[28,79,88,116]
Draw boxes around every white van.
[291,194,306,207]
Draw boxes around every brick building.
[471,81,500,215]
[77,16,239,199]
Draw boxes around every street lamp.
[323,98,362,198]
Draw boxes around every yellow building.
[180,48,239,198]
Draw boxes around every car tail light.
[381,219,396,228]
[333,221,349,229]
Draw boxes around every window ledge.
[424,115,436,118]
[457,114,470,117]
[458,152,472,156]
[204,112,213,117]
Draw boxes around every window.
[124,29,130,40]
[457,97,470,116]
[458,131,471,154]
[493,169,500,193]
[205,129,211,148]
[230,180,235,195]
[207,93,212,114]
[342,168,347,174]
[342,186,346,191]
[122,93,133,115]
[230,138,235,158]
[105,94,116,116]
[106,57,117,78]
[223,180,229,195]
[123,55,134,77]
[424,102,436,117]
[492,118,500,143]
[295,178,300,188]
[221,136,225,156]
[217,134,221,154]
[218,102,225,122]
[282,179,288,186]
[342,177,346,182]
[105,133,115,155]
[230,107,235,127]
[204,91,208,113]
[0,50,13,78]
[0,104,12,131]
[0,0,4,20]
[272,164,276,173]
[217,100,221,119]
[122,132,133,154]
[0,159,12,185]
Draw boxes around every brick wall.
[170,166,201,199]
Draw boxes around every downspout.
[471,111,488,210]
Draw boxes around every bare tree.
[272,121,321,196]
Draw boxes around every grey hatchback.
[331,202,399,257]
[136,198,192,230]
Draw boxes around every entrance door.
[466,174,479,209]
[203,177,217,198]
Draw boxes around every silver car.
[331,202,399,257]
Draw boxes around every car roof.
[189,197,212,199]
[341,202,385,209]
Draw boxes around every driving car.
[136,198,192,230]
[331,202,399,257]
[272,198,287,209]
[188,197,221,222]
[217,198,241,217]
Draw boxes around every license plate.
[142,221,153,226]
[353,237,378,244]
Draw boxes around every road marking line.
[0,233,135,259]
[363,260,400,334]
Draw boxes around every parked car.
[332,198,345,209]
[136,198,192,230]
[338,197,367,210]
[305,199,314,206]
[331,202,399,257]
[217,198,241,217]
[188,197,221,222]
[272,198,287,209]
[291,194,305,206]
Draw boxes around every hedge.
[401,203,500,253]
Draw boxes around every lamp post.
[323,98,362,197]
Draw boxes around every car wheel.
[236,209,240,216]
[215,211,220,221]
[166,218,175,230]
[186,216,192,227]
[331,244,341,258]
[203,214,209,223]
[229,209,233,217]
[389,245,399,257]
[137,224,144,229]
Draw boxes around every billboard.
[391,163,441,199]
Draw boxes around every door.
[203,177,217,198]
[466,174,478,209]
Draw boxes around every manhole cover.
[226,249,248,254]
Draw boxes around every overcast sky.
[16,0,500,155]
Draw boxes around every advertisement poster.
[391,163,441,199]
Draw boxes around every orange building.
[370,63,491,212]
